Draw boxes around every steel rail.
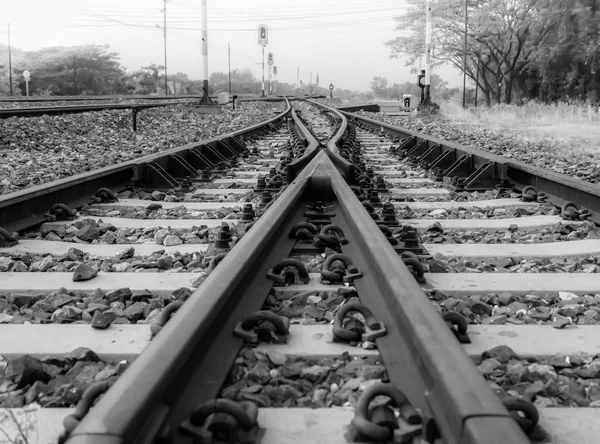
[0,95,207,103]
[344,111,600,224]
[0,99,290,233]
[286,107,321,181]
[305,98,355,181]
[62,100,531,444]
[304,103,528,443]
[0,101,208,118]
[63,157,326,444]
[321,158,529,444]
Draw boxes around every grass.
[0,405,40,444]
[440,101,600,160]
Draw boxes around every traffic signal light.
[258,25,268,45]
[268,52,274,65]
[417,69,426,88]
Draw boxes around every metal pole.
[268,64,271,95]
[462,0,468,108]
[261,46,265,97]
[474,59,479,107]
[7,24,13,96]
[424,0,432,104]
[296,67,299,95]
[228,42,231,94]
[309,72,312,96]
[201,0,209,103]
[163,0,168,96]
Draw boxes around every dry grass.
[0,406,38,444]
[440,101,600,159]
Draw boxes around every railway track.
[0,98,598,444]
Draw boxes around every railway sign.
[329,83,334,91]
[273,66,277,75]
[268,52,274,66]
[258,25,268,46]
[23,70,30,81]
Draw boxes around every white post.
[268,64,271,95]
[261,46,265,97]
[424,0,432,104]
[201,0,209,103]
[25,80,29,96]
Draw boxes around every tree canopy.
[386,0,600,105]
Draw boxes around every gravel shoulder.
[0,102,284,195]
[353,110,600,184]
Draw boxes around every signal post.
[258,25,268,97]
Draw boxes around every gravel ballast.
[0,102,284,195]
[353,111,600,184]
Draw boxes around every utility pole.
[296,67,300,95]
[7,24,13,96]
[462,0,468,108]
[201,0,209,103]
[309,72,312,96]
[156,2,168,95]
[228,42,231,94]
[163,0,168,96]
[423,0,432,104]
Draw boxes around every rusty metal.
[214,223,233,249]
[502,397,539,435]
[561,201,591,220]
[180,399,261,444]
[0,227,19,247]
[240,204,255,222]
[207,253,228,271]
[266,258,310,285]
[351,382,422,443]
[45,203,78,221]
[59,380,114,443]
[321,253,362,283]
[443,312,471,344]
[378,225,399,246]
[400,252,426,284]
[332,301,386,342]
[233,310,290,345]
[92,187,118,203]
[150,301,185,337]
[288,222,318,240]
[313,223,348,249]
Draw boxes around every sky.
[0,0,462,91]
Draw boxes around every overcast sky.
[1,0,462,91]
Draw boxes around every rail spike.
[180,399,261,443]
[321,253,362,284]
[267,258,310,285]
[351,382,422,442]
[333,301,387,343]
[233,310,290,345]
[0,227,19,248]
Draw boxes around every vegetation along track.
[0,98,598,443]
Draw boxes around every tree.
[12,44,129,95]
[370,76,389,98]
[386,0,600,105]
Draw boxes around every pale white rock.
[428,209,447,217]
[113,262,133,273]
[307,295,322,304]
[163,235,183,246]
[154,228,170,245]
[559,291,580,301]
